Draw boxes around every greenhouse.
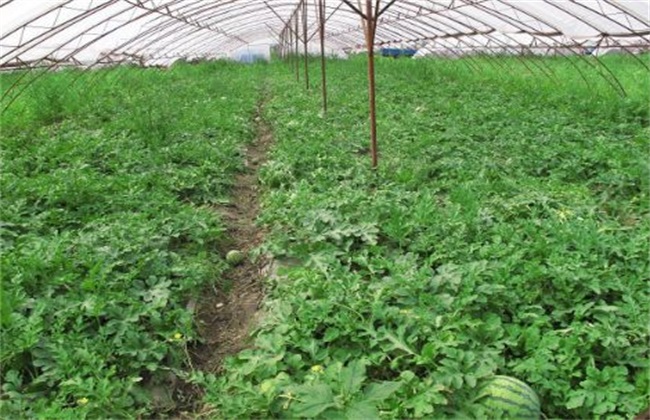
[1,0,649,418]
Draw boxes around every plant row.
[202,56,649,418]
[1,61,262,417]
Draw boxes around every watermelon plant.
[2,54,648,419]
[0,61,263,417]
[201,55,649,419]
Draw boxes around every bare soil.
[192,93,273,372]
[169,90,273,416]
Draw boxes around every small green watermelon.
[226,250,245,265]
[478,375,541,419]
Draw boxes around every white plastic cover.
[0,0,649,70]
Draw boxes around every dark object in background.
[380,47,417,58]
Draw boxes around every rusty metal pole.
[341,0,399,167]
[365,0,378,168]
[288,27,293,67]
[282,33,291,61]
[283,30,288,60]
[318,0,328,113]
[294,16,300,82]
[302,0,309,90]
[288,20,292,72]
[280,30,285,60]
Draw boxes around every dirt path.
[189,89,273,375]
[161,86,274,418]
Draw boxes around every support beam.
[341,0,396,168]
[317,0,327,113]
[265,0,309,85]
[340,0,367,19]
[294,15,300,81]
[364,0,378,168]
[307,1,342,43]
[302,0,309,90]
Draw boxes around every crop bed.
[205,56,649,419]
[1,56,648,418]
[1,62,260,417]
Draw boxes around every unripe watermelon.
[478,375,541,419]
[226,250,245,265]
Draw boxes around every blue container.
[380,48,417,58]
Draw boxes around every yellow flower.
[556,208,573,221]
[310,365,324,374]
[77,397,89,405]
[167,332,184,343]
[279,392,295,410]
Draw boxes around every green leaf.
[292,384,335,418]
[420,342,436,360]
[593,401,616,415]
[339,360,367,396]
[566,393,585,409]
[363,381,401,402]
[382,330,417,356]
[345,400,379,420]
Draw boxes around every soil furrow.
[169,87,273,417]
[191,88,273,374]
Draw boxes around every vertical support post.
[364,0,379,168]
[302,0,310,90]
[292,30,296,69]
[342,0,397,168]
[288,27,294,69]
[318,0,328,113]
[294,16,300,81]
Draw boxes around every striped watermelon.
[478,375,541,419]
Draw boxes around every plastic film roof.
[1,0,649,70]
